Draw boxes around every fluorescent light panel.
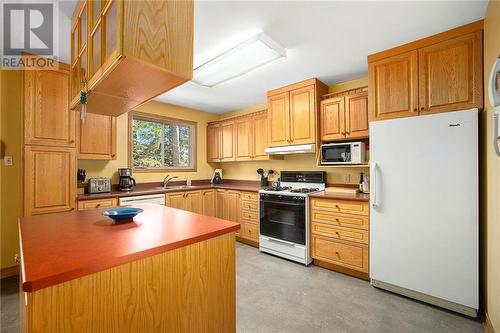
[192,33,286,87]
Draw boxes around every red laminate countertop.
[77,181,264,201]
[19,204,240,292]
[308,191,370,202]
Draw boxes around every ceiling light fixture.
[192,33,287,87]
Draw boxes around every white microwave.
[320,142,366,165]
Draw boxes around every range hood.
[264,144,316,155]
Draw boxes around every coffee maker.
[118,168,136,191]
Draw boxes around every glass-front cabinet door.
[70,2,88,106]
[88,0,120,89]
[71,0,121,104]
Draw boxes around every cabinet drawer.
[310,210,369,230]
[241,200,258,211]
[77,198,117,210]
[311,235,368,273]
[242,223,259,241]
[241,191,258,201]
[311,223,368,244]
[311,198,368,216]
[241,210,259,221]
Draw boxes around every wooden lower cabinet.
[311,235,369,273]
[77,198,117,210]
[238,191,259,243]
[310,197,369,278]
[185,191,203,214]
[23,146,76,216]
[165,192,186,210]
[202,189,216,217]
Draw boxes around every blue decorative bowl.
[103,208,144,223]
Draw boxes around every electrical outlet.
[3,155,13,166]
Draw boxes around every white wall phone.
[489,56,500,156]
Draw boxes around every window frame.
[128,111,197,173]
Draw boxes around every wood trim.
[313,259,369,281]
[267,78,322,96]
[0,265,19,279]
[322,86,368,100]
[484,311,497,333]
[208,109,267,125]
[367,20,483,63]
[128,111,198,172]
[235,237,259,248]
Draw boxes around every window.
[130,112,196,171]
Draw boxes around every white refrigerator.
[369,109,478,317]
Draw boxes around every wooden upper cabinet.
[268,92,290,147]
[24,66,75,147]
[368,50,419,121]
[320,97,345,141]
[345,92,369,139]
[220,121,235,162]
[267,78,327,147]
[368,21,483,121]
[78,112,116,160]
[252,112,270,160]
[70,0,194,116]
[235,117,252,161]
[207,123,221,162]
[418,31,483,114]
[24,146,76,216]
[289,85,316,145]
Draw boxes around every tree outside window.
[130,112,196,171]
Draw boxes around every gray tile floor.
[0,243,482,333]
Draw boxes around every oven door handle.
[260,199,305,206]
[268,237,295,247]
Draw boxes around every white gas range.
[258,171,326,265]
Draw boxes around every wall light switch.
[4,155,13,166]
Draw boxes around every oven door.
[321,144,352,164]
[260,196,306,245]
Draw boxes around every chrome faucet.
[162,175,178,188]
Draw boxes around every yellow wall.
[0,70,22,269]
[218,78,369,185]
[483,1,500,330]
[77,101,220,184]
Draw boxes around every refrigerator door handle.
[370,162,378,208]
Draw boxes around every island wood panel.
[23,146,76,216]
[202,189,216,217]
[268,92,290,146]
[418,30,483,114]
[345,91,369,139]
[368,50,419,121]
[320,97,345,141]
[21,233,236,333]
[289,84,316,144]
[23,65,75,147]
[78,112,116,159]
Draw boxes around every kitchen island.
[19,204,239,332]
